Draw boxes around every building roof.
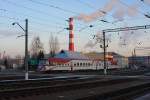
[48,50,92,64]
[48,58,71,64]
[85,52,125,60]
[54,50,90,60]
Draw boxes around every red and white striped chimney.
[69,17,74,51]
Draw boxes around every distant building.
[85,52,128,68]
[128,56,150,68]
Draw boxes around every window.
[77,63,79,66]
[83,63,85,66]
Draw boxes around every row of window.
[56,62,102,67]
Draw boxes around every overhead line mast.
[101,25,150,75]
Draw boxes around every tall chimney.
[69,17,74,51]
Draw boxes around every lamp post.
[12,19,29,80]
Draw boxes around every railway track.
[0,77,139,100]
[78,81,150,100]
[0,76,96,90]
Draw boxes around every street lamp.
[12,19,29,80]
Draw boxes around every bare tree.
[49,34,59,57]
[15,55,22,65]
[30,36,44,58]
[54,36,59,53]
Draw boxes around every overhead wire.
[118,0,146,16]
[0,0,82,36]
[77,0,106,14]
[0,14,65,37]
[27,0,85,32]
[0,8,66,28]
[26,0,92,33]
[28,0,80,15]
[0,14,65,29]
[0,8,68,36]
[0,0,66,20]
[26,0,84,34]
[76,0,150,31]
[0,15,23,21]
[75,0,117,31]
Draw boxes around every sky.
[0,0,150,57]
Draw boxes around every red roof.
[48,58,71,64]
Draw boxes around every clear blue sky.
[0,0,150,57]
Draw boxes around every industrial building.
[128,56,150,69]
[39,18,128,71]
[48,50,103,71]
[85,52,128,69]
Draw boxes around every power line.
[28,0,80,15]
[0,8,66,27]
[76,0,147,21]
[0,9,64,27]
[0,9,67,29]
[0,15,66,36]
[75,0,150,31]
[76,0,96,9]
[0,15,63,28]
[0,15,23,21]
[76,0,106,14]
[0,15,69,37]
[75,0,121,27]
[0,31,21,38]
[118,0,145,16]
[0,0,66,20]
[30,20,65,28]
[29,24,63,33]
[119,0,150,18]
[27,0,92,31]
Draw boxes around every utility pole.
[93,32,108,75]
[25,19,28,80]
[103,31,107,75]
[102,24,150,72]
[12,19,29,80]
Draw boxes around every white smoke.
[126,4,138,17]
[84,40,96,48]
[74,0,119,22]
[112,4,126,21]
[74,0,138,22]
[102,0,119,12]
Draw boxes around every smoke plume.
[74,0,138,22]
[126,4,138,17]
[112,4,125,21]
[84,40,96,48]
[74,0,119,22]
